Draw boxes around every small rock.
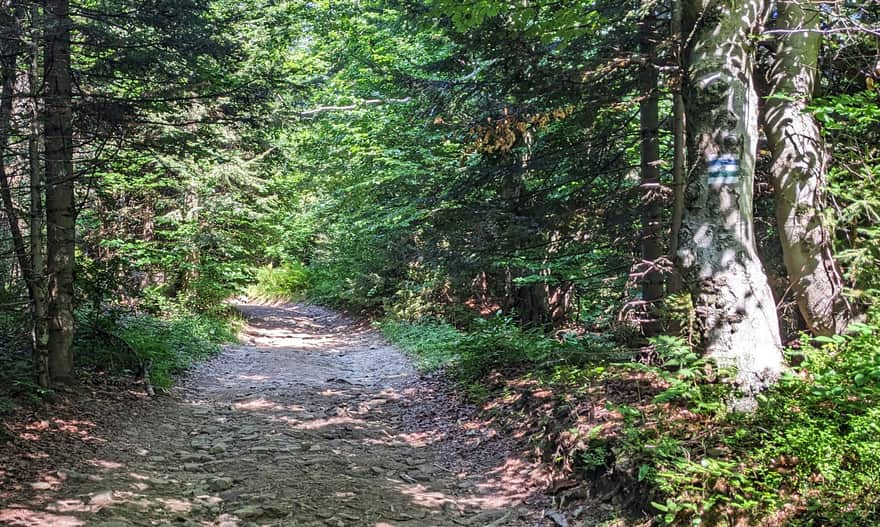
[182,453,211,463]
[220,489,243,501]
[233,505,263,520]
[262,505,286,518]
[208,477,234,492]
[544,511,569,527]
[89,490,115,507]
[30,482,52,491]
[59,469,87,482]
[466,509,511,525]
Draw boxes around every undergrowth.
[0,303,49,417]
[77,308,240,389]
[378,317,463,371]
[378,310,880,526]
[245,262,310,301]
[381,312,626,380]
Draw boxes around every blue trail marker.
[707,154,739,185]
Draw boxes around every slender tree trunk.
[763,0,850,336]
[0,6,29,292]
[0,5,26,280]
[639,14,663,336]
[500,138,551,327]
[679,0,783,401]
[29,4,49,387]
[0,4,49,387]
[668,0,686,294]
[44,0,75,384]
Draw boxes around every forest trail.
[1,303,551,527]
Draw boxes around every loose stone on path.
[3,302,550,526]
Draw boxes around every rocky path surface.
[1,303,552,527]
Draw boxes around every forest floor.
[0,302,572,527]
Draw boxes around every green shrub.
[77,310,238,389]
[379,317,463,371]
[454,315,552,380]
[246,262,310,301]
[382,311,625,385]
[617,324,880,526]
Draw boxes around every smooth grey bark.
[763,0,851,336]
[639,14,663,335]
[668,0,686,295]
[679,0,783,399]
[44,0,75,384]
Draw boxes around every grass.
[245,263,310,302]
[77,309,241,389]
[378,317,463,371]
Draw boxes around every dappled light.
[1,0,877,525]
[0,303,552,525]
[0,508,85,527]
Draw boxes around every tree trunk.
[499,139,552,327]
[668,0,686,295]
[0,7,27,291]
[44,0,75,384]
[763,0,850,336]
[679,0,783,401]
[638,14,663,336]
[29,4,49,387]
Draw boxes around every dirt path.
[1,303,553,527]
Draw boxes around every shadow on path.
[1,302,551,527]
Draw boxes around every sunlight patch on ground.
[45,499,89,513]
[88,490,116,509]
[294,416,365,430]
[236,374,270,382]
[157,497,192,513]
[397,485,448,508]
[398,480,523,510]
[231,398,284,411]
[0,507,85,526]
[390,430,443,447]
[85,459,123,471]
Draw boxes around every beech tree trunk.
[44,0,75,384]
[668,0,686,295]
[679,0,783,400]
[639,14,663,336]
[763,0,850,336]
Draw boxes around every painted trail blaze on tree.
[679,0,783,401]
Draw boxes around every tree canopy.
[2,0,880,524]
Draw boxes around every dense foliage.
[2,0,879,524]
